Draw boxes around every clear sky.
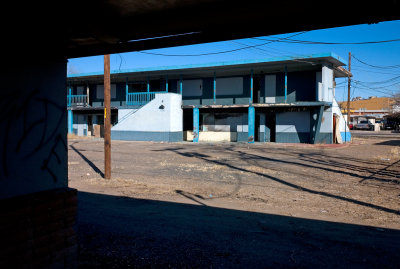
[68,20,400,102]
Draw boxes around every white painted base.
[184,131,237,142]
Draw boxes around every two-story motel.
[67,52,351,144]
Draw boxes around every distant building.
[339,97,395,122]
[67,52,351,144]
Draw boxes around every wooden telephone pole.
[104,55,111,179]
[347,52,351,125]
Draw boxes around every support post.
[68,109,73,134]
[213,72,216,104]
[193,108,199,142]
[250,69,253,104]
[86,81,89,106]
[180,75,183,95]
[284,66,288,103]
[347,52,351,125]
[248,106,255,143]
[166,75,168,92]
[104,55,111,179]
[147,77,150,92]
[125,77,129,105]
[68,85,72,107]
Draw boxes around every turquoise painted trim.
[180,75,183,95]
[67,94,88,107]
[125,77,128,103]
[68,86,72,106]
[276,132,310,143]
[111,131,183,142]
[193,108,199,142]
[250,69,253,104]
[68,110,73,134]
[248,106,255,143]
[284,66,287,103]
[126,91,165,106]
[341,131,351,142]
[67,52,347,78]
[213,72,216,104]
[315,133,333,144]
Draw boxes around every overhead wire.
[252,37,400,45]
[352,55,400,69]
[138,31,309,57]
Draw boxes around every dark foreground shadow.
[77,191,400,269]
[375,140,400,146]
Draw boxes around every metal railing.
[126,91,165,106]
[67,94,88,107]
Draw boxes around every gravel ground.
[69,137,400,268]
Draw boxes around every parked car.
[382,119,394,130]
[354,120,373,130]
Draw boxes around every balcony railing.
[126,91,165,106]
[67,94,88,107]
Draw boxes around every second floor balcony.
[67,94,88,107]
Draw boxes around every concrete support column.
[68,109,73,134]
[250,69,253,104]
[193,107,199,142]
[284,66,288,103]
[248,106,255,143]
[0,59,68,195]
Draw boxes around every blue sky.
[68,20,400,102]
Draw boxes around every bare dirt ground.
[69,136,400,268]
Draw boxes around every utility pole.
[347,52,351,125]
[104,55,111,179]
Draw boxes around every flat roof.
[68,52,349,82]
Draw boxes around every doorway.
[266,112,276,142]
[255,114,260,141]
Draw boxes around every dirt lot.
[69,136,400,268]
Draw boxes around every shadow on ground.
[77,191,400,269]
[375,140,400,146]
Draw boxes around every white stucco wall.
[276,111,310,133]
[332,98,350,132]
[112,93,182,132]
[317,64,334,102]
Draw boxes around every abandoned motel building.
[67,52,352,144]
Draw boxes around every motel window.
[96,84,116,99]
[181,79,203,97]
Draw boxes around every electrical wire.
[138,31,308,56]
[252,37,400,45]
[352,55,400,69]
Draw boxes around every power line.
[138,31,308,57]
[252,37,400,45]
[351,66,400,76]
[230,40,317,66]
[353,75,400,85]
[352,55,400,69]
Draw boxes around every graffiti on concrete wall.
[0,87,66,183]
